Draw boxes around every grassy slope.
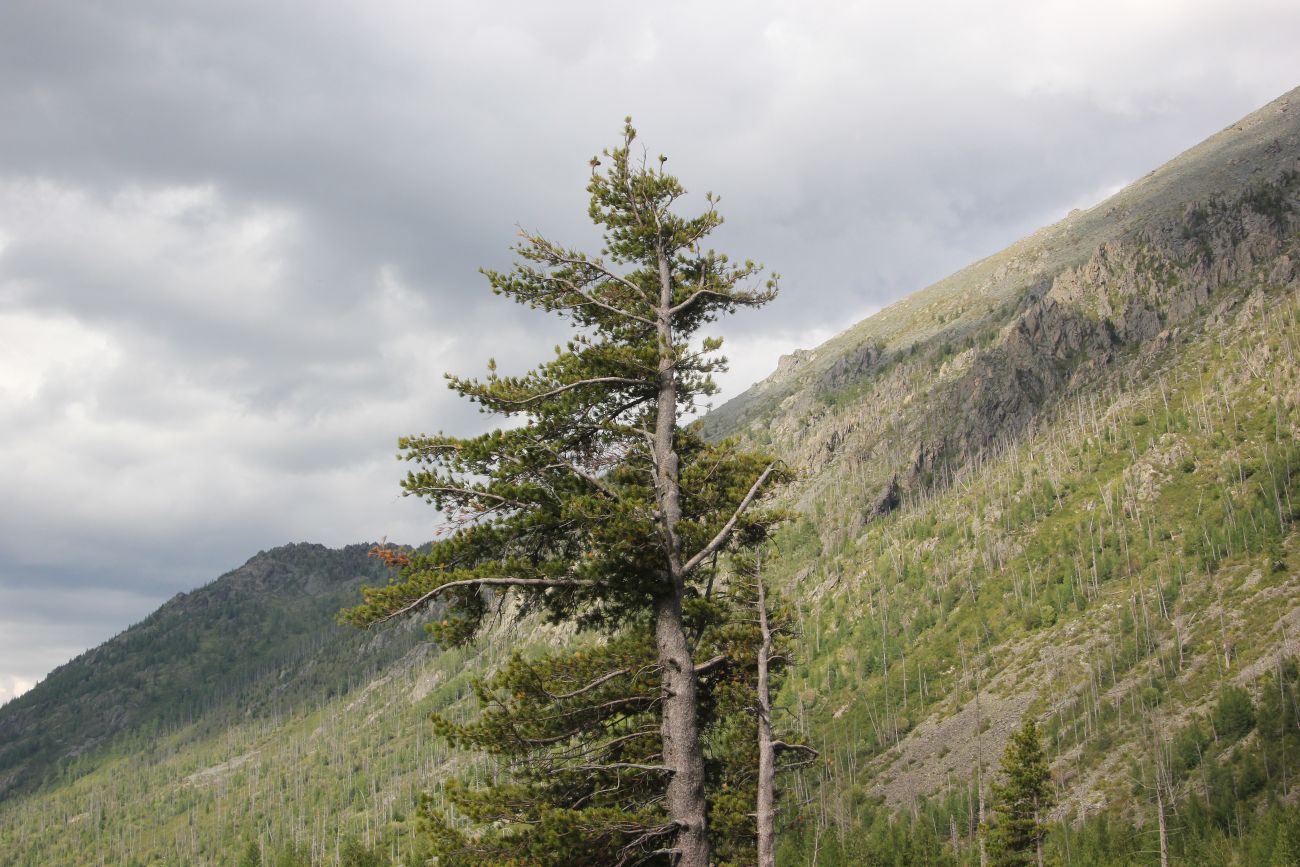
[728,90,1300,862]
[0,632,503,865]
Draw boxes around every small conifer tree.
[987,717,1054,867]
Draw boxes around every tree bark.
[756,560,777,867]
[1035,802,1045,867]
[653,244,711,867]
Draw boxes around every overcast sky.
[1,1,1297,704]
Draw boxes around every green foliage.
[987,718,1053,865]
[339,836,391,866]
[1212,685,1256,740]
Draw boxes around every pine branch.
[669,288,731,317]
[409,485,528,510]
[682,462,779,575]
[529,241,652,304]
[372,576,592,625]
[490,376,645,407]
[693,654,728,676]
[573,762,672,773]
[542,667,636,700]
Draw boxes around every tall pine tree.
[344,120,784,866]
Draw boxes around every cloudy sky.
[1,1,1297,704]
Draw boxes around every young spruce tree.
[344,120,785,866]
[988,718,1054,867]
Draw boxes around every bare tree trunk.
[1035,802,1045,867]
[978,787,988,867]
[975,666,988,867]
[655,592,709,866]
[653,245,710,867]
[756,559,777,867]
[1156,783,1169,867]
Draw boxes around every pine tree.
[417,592,779,866]
[987,718,1054,867]
[344,119,784,866]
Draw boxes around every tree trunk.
[756,561,777,867]
[1035,805,1045,867]
[1156,781,1169,867]
[974,661,988,867]
[653,245,711,867]
[656,591,710,866]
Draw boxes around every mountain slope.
[0,543,421,801]
[703,87,1299,447]
[712,87,1300,863]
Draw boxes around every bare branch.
[668,288,731,317]
[532,659,656,710]
[543,667,631,700]
[681,462,779,575]
[372,576,592,625]
[492,376,644,407]
[616,820,686,867]
[693,654,728,676]
[573,762,672,773]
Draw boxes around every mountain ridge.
[703,86,1299,445]
[0,541,418,801]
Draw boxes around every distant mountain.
[1,88,1298,865]
[0,542,420,800]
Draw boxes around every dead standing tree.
[345,120,784,867]
[750,553,818,867]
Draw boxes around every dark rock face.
[910,175,1298,486]
[818,341,884,393]
[750,169,1297,539]
[868,474,902,518]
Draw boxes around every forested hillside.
[0,88,1297,866]
[712,86,1300,865]
[0,543,421,801]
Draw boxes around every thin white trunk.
[756,560,776,867]
[975,667,988,867]
[1156,783,1169,867]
